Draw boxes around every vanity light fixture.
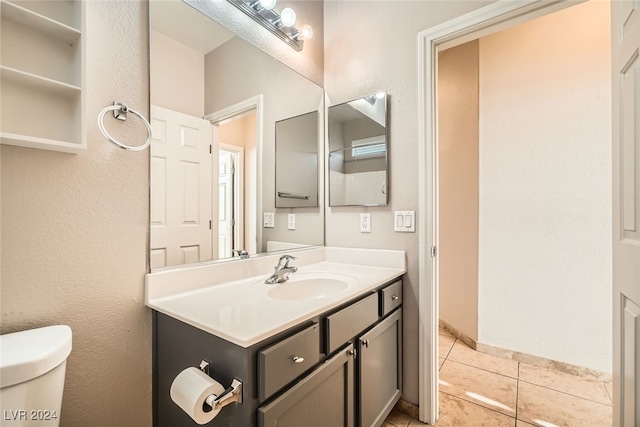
[227,0,309,51]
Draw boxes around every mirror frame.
[327,92,389,207]
[148,0,326,271]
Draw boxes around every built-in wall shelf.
[0,0,85,153]
[1,0,81,44]
[1,66,82,96]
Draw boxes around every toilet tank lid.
[0,325,72,388]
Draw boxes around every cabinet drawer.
[380,280,402,316]
[258,323,320,402]
[325,293,379,354]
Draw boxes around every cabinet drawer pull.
[292,356,304,364]
[391,295,399,300]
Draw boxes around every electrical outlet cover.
[288,213,296,230]
[360,213,371,233]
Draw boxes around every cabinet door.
[359,309,402,427]
[258,344,356,427]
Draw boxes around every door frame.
[417,0,585,423]
[219,143,245,255]
[206,94,263,255]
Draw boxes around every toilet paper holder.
[199,360,243,411]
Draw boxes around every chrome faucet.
[265,255,298,284]
[233,249,249,259]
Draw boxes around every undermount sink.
[267,273,358,300]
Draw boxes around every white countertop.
[146,248,406,347]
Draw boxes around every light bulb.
[300,24,313,40]
[258,0,276,10]
[280,8,296,27]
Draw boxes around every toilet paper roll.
[170,367,226,425]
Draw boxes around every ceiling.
[149,0,235,55]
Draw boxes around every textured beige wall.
[437,41,479,341]
[1,1,151,425]
[150,29,205,118]
[323,0,494,405]
[477,0,611,372]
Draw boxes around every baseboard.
[474,341,612,382]
[438,319,612,382]
[394,398,419,420]
[438,319,478,350]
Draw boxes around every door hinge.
[431,246,437,258]
[230,219,236,227]
[209,145,212,154]
[209,220,212,230]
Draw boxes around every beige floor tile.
[408,417,429,426]
[386,409,412,426]
[517,381,612,427]
[515,421,536,427]
[448,341,519,378]
[432,392,515,426]
[439,334,456,359]
[439,360,518,417]
[382,423,396,427]
[439,357,446,370]
[519,363,611,405]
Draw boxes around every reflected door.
[218,150,234,258]
[150,105,213,268]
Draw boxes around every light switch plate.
[288,213,296,230]
[394,211,415,232]
[263,212,275,228]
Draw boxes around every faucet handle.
[277,254,297,268]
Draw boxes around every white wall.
[477,0,612,372]
[1,1,151,425]
[323,0,495,405]
[150,30,204,118]
[438,40,480,341]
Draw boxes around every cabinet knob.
[391,295,399,300]
[292,356,304,364]
[362,339,369,348]
[346,349,357,359]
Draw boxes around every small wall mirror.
[275,111,320,208]
[328,92,388,206]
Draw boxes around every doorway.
[418,1,613,424]
[214,109,257,257]
[218,145,244,258]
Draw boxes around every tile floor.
[383,328,613,427]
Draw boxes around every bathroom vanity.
[147,248,405,427]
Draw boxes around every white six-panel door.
[149,105,213,268]
[218,150,234,258]
[612,1,640,426]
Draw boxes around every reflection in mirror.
[328,92,388,207]
[275,111,320,208]
[149,0,324,270]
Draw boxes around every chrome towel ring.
[98,102,152,151]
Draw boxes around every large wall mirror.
[328,92,388,207]
[149,0,324,270]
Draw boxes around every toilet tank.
[0,325,72,426]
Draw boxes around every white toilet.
[0,325,72,426]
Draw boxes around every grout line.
[514,362,520,423]
[603,382,613,405]
[443,357,519,380]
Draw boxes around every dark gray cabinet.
[153,277,403,427]
[359,309,402,427]
[258,344,356,427]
